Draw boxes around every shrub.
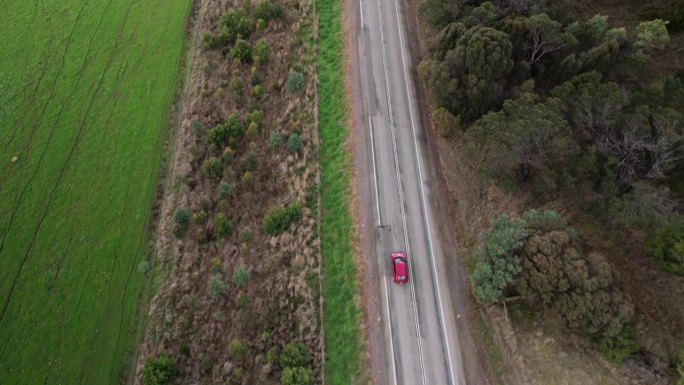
[592,322,638,363]
[254,0,284,21]
[245,109,264,129]
[252,84,264,99]
[231,38,252,63]
[281,367,312,385]
[254,38,269,66]
[207,113,244,146]
[191,118,205,136]
[228,339,247,361]
[269,130,283,147]
[262,202,302,235]
[138,260,152,275]
[214,213,233,238]
[236,291,247,307]
[279,342,310,368]
[239,226,253,242]
[230,367,244,384]
[285,70,305,92]
[219,180,232,199]
[233,265,248,287]
[241,171,254,187]
[219,9,252,45]
[172,206,190,227]
[288,133,304,152]
[193,210,207,224]
[208,273,227,301]
[202,157,223,180]
[142,353,177,385]
[647,223,684,276]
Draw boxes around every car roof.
[394,257,407,275]
[391,251,406,258]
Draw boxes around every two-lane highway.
[354,0,468,382]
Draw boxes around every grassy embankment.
[316,0,365,382]
[0,0,190,383]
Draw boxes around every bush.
[202,157,223,180]
[231,38,252,63]
[214,213,233,238]
[252,84,263,99]
[285,70,305,92]
[254,0,284,21]
[219,9,252,45]
[230,367,244,384]
[288,133,304,152]
[142,353,177,385]
[241,152,258,172]
[206,113,244,146]
[193,210,207,224]
[269,130,283,147]
[172,207,191,227]
[138,260,152,275]
[279,342,310,368]
[592,322,638,363]
[262,202,302,235]
[228,339,247,361]
[647,223,684,276]
[236,291,247,307]
[233,265,248,286]
[281,367,312,385]
[219,180,232,199]
[239,226,253,241]
[208,274,227,301]
[254,38,269,66]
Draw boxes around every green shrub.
[269,130,283,147]
[239,226,253,242]
[142,353,177,385]
[219,9,252,44]
[203,157,223,180]
[214,213,233,238]
[252,84,264,99]
[592,322,637,363]
[241,171,254,187]
[254,0,284,21]
[241,152,258,172]
[281,367,312,385]
[208,273,227,301]
[236,291,247,307]
[285,70,305,92]
[228,339,247,361]
[138,260,152,275]
[288,133,304,152]
[254,38,269,66]
[191,118,205,136]
[230,366,244,384]
[262,202,302,235]
[279,342,310,368]
[647,223,684,276]
[207,113,244,146]
[193,210,207,224]
[245,108,264,129]
[231,38,252,63]
[219,180,232,199]
[233,265,248,286]
[172,207,191,227]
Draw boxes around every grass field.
[0,1,190,383]
[317,0,365,382]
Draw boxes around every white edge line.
[390,0,459,382]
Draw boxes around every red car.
[391,252,409,284]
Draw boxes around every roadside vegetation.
[136,0,329,383]
[0,1,190,383]
[414,0,684,383]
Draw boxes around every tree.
[285,70,305,92]
[231,38,252,63]
[418,0,465,29]
[279,342,311,368]
[228,339,247,362]
[202,157,223,180]
[470,93,577,181]
[262,202,302,235]
[214,213,233,238]
[233,265,248,287]
[142,353,178,385]
[421,26,514,123]
[647,223,684,276]
[523,13,576,65]
[471,214,528,302]
[281,367,312,385]
[220,9,252,45]
[635,19,670,50]
[208,274,228,301]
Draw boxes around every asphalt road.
[354,0,468,383]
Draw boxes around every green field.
[317,0,365,382]
[0,1,190,383]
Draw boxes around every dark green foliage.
[193,209,207,224]
[418,0,465,29]
[208,274,228,301]
[471,214,527,302]
[635,19,670,51]
[269,130,283,147]
[219,9,252,45]
[206,113,244,146]
[522,13,576,65]
[286,70,305,92]
[592,322,638,363]
[214,213,233,238]
[647,223,684,275]
[279,342,311,368]
[262,202,303,235]
[254,0,284,21]
[231,38,252,63]
[288,133,304,152]
[172,207,190,227]
[420,26,514,123]
[435,22,468,60]
[245,109,264,129]
[142,353,178,385]
[281,367,313,385]
[461,2,501,28]
[202,157,223,180]
[241,152,258,171]
[431,107,460,137]
[470,93,576,182]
